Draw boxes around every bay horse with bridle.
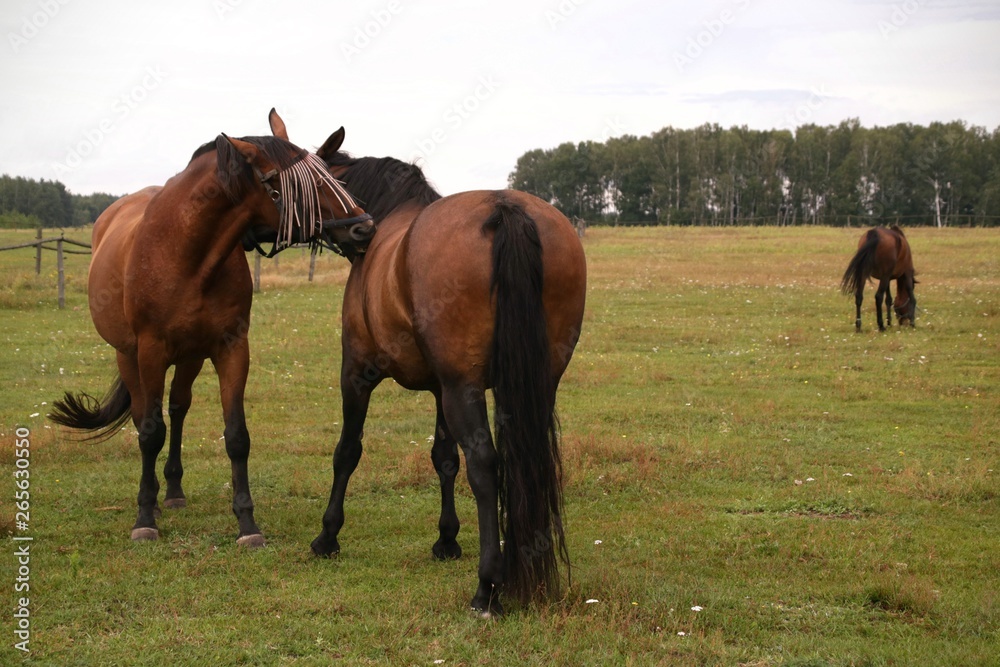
[310,129,587,616]
[841,225,917,332]
[50,110,374,547]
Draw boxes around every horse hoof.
[163,497,187,509]
[310,536,340,557]
[237,534,266,549]
[470,603,503,619]
[433,540,462,560]
[130,527,159,541]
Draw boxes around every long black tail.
[841,229,879,296]
[485,197,568,606]
[49,376,132,441]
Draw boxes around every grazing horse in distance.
[310,128,587,616]
[841,225,917,332]
[50,110,373,547]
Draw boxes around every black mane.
[189,135,309,203]
[322,153,441,221]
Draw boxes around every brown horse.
[50,110,373,547]
[309,130,587,616]
[841,225,917,332]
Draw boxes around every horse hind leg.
[440,383,503,617]
[854,287,864,332]
[431,394,462,560]
[163,359,204,509]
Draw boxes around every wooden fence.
[4,231,326,307]
[0,229,91,309]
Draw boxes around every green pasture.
[1,225,997,665]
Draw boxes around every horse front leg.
[130,345,168,541]
[431,394,462,560]
[875,279,889,331]
[163,359,205,509]
[884,282,894,328]
[311,359,380,557]
[441,384,503,617]
[212,340,264,547]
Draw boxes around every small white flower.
[806,478,815,482]
[594,540,602,545]
[677,631,686,636]
[843,473,853,477]
[585,599,599,604]
[691,606,703,612]
[434,661,445,665]
[29,413,39,418]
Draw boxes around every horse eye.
[270,190,281,202]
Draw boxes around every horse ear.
[317,127,346,160]
[220,134,260,163]
[269,108,289,141]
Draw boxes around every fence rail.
[0,230,92,309]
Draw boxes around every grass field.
[1,225,998,666]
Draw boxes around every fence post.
[57,235,65,309]
[35,227,42,275]
[308,245,318,282]
[253,252,261,293]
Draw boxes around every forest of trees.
[509,120,1000,227]
[0,174,119,229]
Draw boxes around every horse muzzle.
[349,218,376,243]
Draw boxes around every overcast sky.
[1,0,998,199]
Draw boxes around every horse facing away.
[841,225,917,332]
[310,130,587,616]
[49,110,373,547]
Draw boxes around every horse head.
[894,276,917,326]
[237,110,375,259]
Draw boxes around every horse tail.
[484,197,568,605]
[49,375,132,441]
[841,228,880,296]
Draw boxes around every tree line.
[0,174,119,229]
[508,120,1000,227]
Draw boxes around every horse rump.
[841,228,880,296]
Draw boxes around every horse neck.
[148,155,270,282]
